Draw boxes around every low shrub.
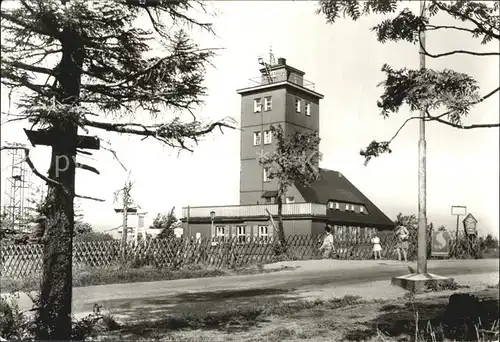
[0,293,30,341]
[0,294,119,341]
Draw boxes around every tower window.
[264,97,272,111]
[263,167,271,182]
[286,196,295,204]
[305,102,311,116]
[295,98,301,113]
[253,98,262,113]
[253,131,262,146]
[264,130,272,144]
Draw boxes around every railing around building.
[246,74,316,91]
[182,202,326,219]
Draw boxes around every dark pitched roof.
[261,190,278,198]
[295,168,395,229]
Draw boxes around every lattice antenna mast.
[269,46,276,66]
[2,143,32,232]
[258,46,276,84]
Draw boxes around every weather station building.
[180,56,395,240]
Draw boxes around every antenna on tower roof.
[269,45,275,66]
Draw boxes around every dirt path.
[8,258,498,321]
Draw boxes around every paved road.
[12,259,499,321]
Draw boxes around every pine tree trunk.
[35,24,84,341]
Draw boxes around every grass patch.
[0,262,284,293]
[98,290,499,342]
[100,295,364,340]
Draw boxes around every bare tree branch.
[0,145,104,202]
[84,117,237,152]
[425,24,478,35]
[425,110,500,129]
[419,39,499,58]
[361,84,500,164]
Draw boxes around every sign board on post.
[451,205,467,257]
[462,213,478,236]
[431,230,452,257]
[451,206,467,216]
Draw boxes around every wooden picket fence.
[0,231,480,279]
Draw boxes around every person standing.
[371,234,382,260]
[395,225,409,261]
[319,225,334,259]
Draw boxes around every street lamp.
[210,210,215,237]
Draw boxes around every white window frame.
[263,167,271,182]
[253,98,262,113]
[328,201,334,209]
[258,225,269,243]
[305,102,311,116]
[264,130,272,145]
[253,131,262,146]
[295,98,301,113]
[345,203,350,210]
[350,204,355,211]
[335,202,340,210]
[286,196,295,204]
[264,96,272,111]
[236,225,246,244]
[216,226,225,241]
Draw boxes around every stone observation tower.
[237,56,324,205]
[181,56,395,240]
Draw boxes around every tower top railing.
[246,73,316,91]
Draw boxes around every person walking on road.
[371,234,382,260]
[319,225,334,259]
[395,225,409,261]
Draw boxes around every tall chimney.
[277,57,286,65]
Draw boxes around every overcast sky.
[1,1,498,237]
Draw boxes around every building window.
[237,226,246,243]
[360,206,368,214]
[264,130,272,144]
[351,204,356,211]
[305,102,311,116]
[335,202,340,210]
[286,196,295,204]
[264,96,272,111]
[327,201,334,209]
[216,226,225,240]
[345,203,349,211]
[258,225,269,242]
[253,131,261,146]
[265,197,272,203]
[295,98,301,113]
[263,167,271,182]
[253,98,262,113]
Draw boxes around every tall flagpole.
[417,0,428,274]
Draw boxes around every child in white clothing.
[371,235,382,260]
